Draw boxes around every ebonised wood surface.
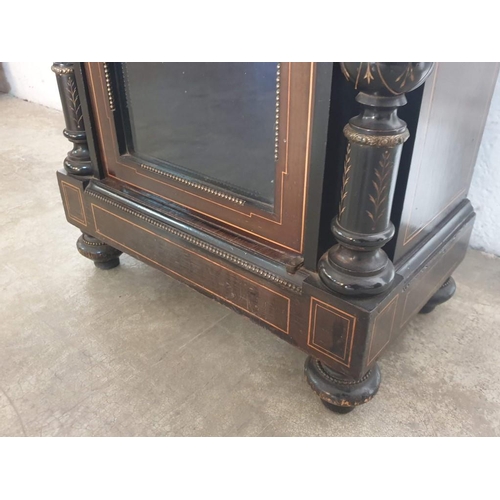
[54,62,497,414]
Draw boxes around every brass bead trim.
[103,63,115,111]
[81,236,104,246]
[440,277,452,289]
[51,64,74,75]
[275,62,281,162]
[139,163,246,206]
[87,190,301,294]
[315,359,372,386]
[343,124,409,148]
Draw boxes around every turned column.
[53,62,121,269]
[319,62,435,296]
[51,62,93,176]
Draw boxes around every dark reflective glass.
[122,62,278,205]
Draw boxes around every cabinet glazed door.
[86,62,315,254]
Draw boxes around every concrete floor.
[1,94,500,436]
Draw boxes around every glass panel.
[122,62,279,205]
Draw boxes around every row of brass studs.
[87,190,301,294]
[139,163,246,206]
[81,238,103,246]
[275,63,281,162]
[315,360,372,386]
[51,64,74,75]
[103,63,115,111]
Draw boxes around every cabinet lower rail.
[58,171,474,381]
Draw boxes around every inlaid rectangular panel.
[367,296,399,365]
[307,298,356,368]
[91,203,290,334]
[85,62,316,254]
[60,180,87,227]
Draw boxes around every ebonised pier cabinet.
[53,62,499,413]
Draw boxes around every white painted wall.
[3,62,500,256]
[468,75,500,256]
[2,62,62,110]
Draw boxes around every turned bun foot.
[305,356,381,413]
[419,277,456,314]
[94,258,121,270]
[76,233,122,269]
[321,400,355,414]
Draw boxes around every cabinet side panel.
[394,62,499,262]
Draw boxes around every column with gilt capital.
[52,62,122,269]
[51,62,93,176]
[318,62,435,296]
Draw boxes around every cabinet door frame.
[85,62,316,254]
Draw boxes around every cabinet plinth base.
[57,171,475,416]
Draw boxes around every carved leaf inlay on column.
[353,63,375,89]
[66,76,83,129]
[339,143,352,217]
[342,62,429,96]
[340,63,350,81]
[363,64,374,84]
[366,150,393,230]
[395,64,415,88]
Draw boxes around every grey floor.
[1,94,500,437]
